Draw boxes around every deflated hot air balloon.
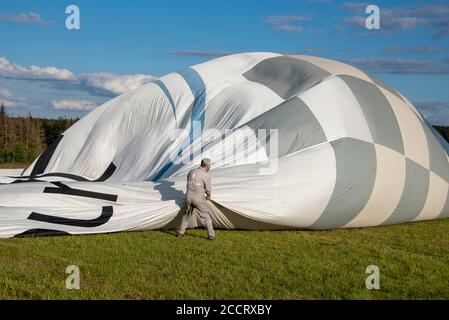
[0,52,448,238]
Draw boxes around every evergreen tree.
[0,102,6,118]
[0,102,7,151]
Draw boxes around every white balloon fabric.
[1,53,449,238]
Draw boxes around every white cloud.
[0,57,157,97]
[0,11,49,25]
[52,99,98,111]
[264,15,310,33]
[79,72,156,96]
[0,88,12,99]
[343,13,426,31]
[347,58,449,75]
[0,88,28,108]
[340,2,371,10]
[415,102,449,126]
[0,57,76,81]
[383,46,446,54]
[341,3,449,38]
[171,50,235,57]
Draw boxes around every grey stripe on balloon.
[382,159,430,225]
[153,79,177,125]
[367,74,405,103]
[339,75,404,155]
[310,138,377,230]
[420,118,449,183]
[243,56,331,100]
[437,189,449,219]
[244,97,327,157]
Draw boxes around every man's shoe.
[207,236,215,240]
[176,231,184,237]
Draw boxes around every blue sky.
[0,0,449,124]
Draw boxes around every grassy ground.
[0,162,29,169]
[1,219,449,300]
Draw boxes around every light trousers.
[179,194,215,238]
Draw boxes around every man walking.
[177,158,215,240]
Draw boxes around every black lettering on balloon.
[27,206,113,228]
[44,182,118,202]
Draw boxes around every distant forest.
[434,126,449,143]
[0,102,448,164]
[0,103,78,163]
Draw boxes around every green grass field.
[1,220,449,300]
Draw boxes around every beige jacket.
[186,167,211,197]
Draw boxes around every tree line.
[0,102,448,164]
[434,126,449,143]
[0,103,78,163]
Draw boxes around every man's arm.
[205,175,211,200]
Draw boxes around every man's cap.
[201,158,212,166]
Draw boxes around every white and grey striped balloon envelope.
[0,53,448,237]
